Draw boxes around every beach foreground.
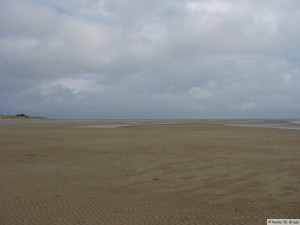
[0,120,299,224]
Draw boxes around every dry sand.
[0,120,299,224]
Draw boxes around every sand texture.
[0,120,299,224]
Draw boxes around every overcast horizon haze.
[1,0,300,119]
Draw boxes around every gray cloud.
[0,0,300,118]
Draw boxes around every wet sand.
[0,120,299,224]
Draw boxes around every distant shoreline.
[0,116,30,120]
[0,116,47,120]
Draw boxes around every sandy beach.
[0,120,299,224]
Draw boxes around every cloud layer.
[1,0,300,118]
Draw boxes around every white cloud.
[234,103,256,111]
[51,78,105,94]
[186,1,232,13]
[188,87,212,100]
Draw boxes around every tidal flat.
[0,120,299,224]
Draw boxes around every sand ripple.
[1,120,299,224]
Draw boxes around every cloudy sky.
[0,0,299,119]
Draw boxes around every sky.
[0,0,300,119]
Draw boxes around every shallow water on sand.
[229,121,300,131]
[74,124,133,129]
[74,122,177,129]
